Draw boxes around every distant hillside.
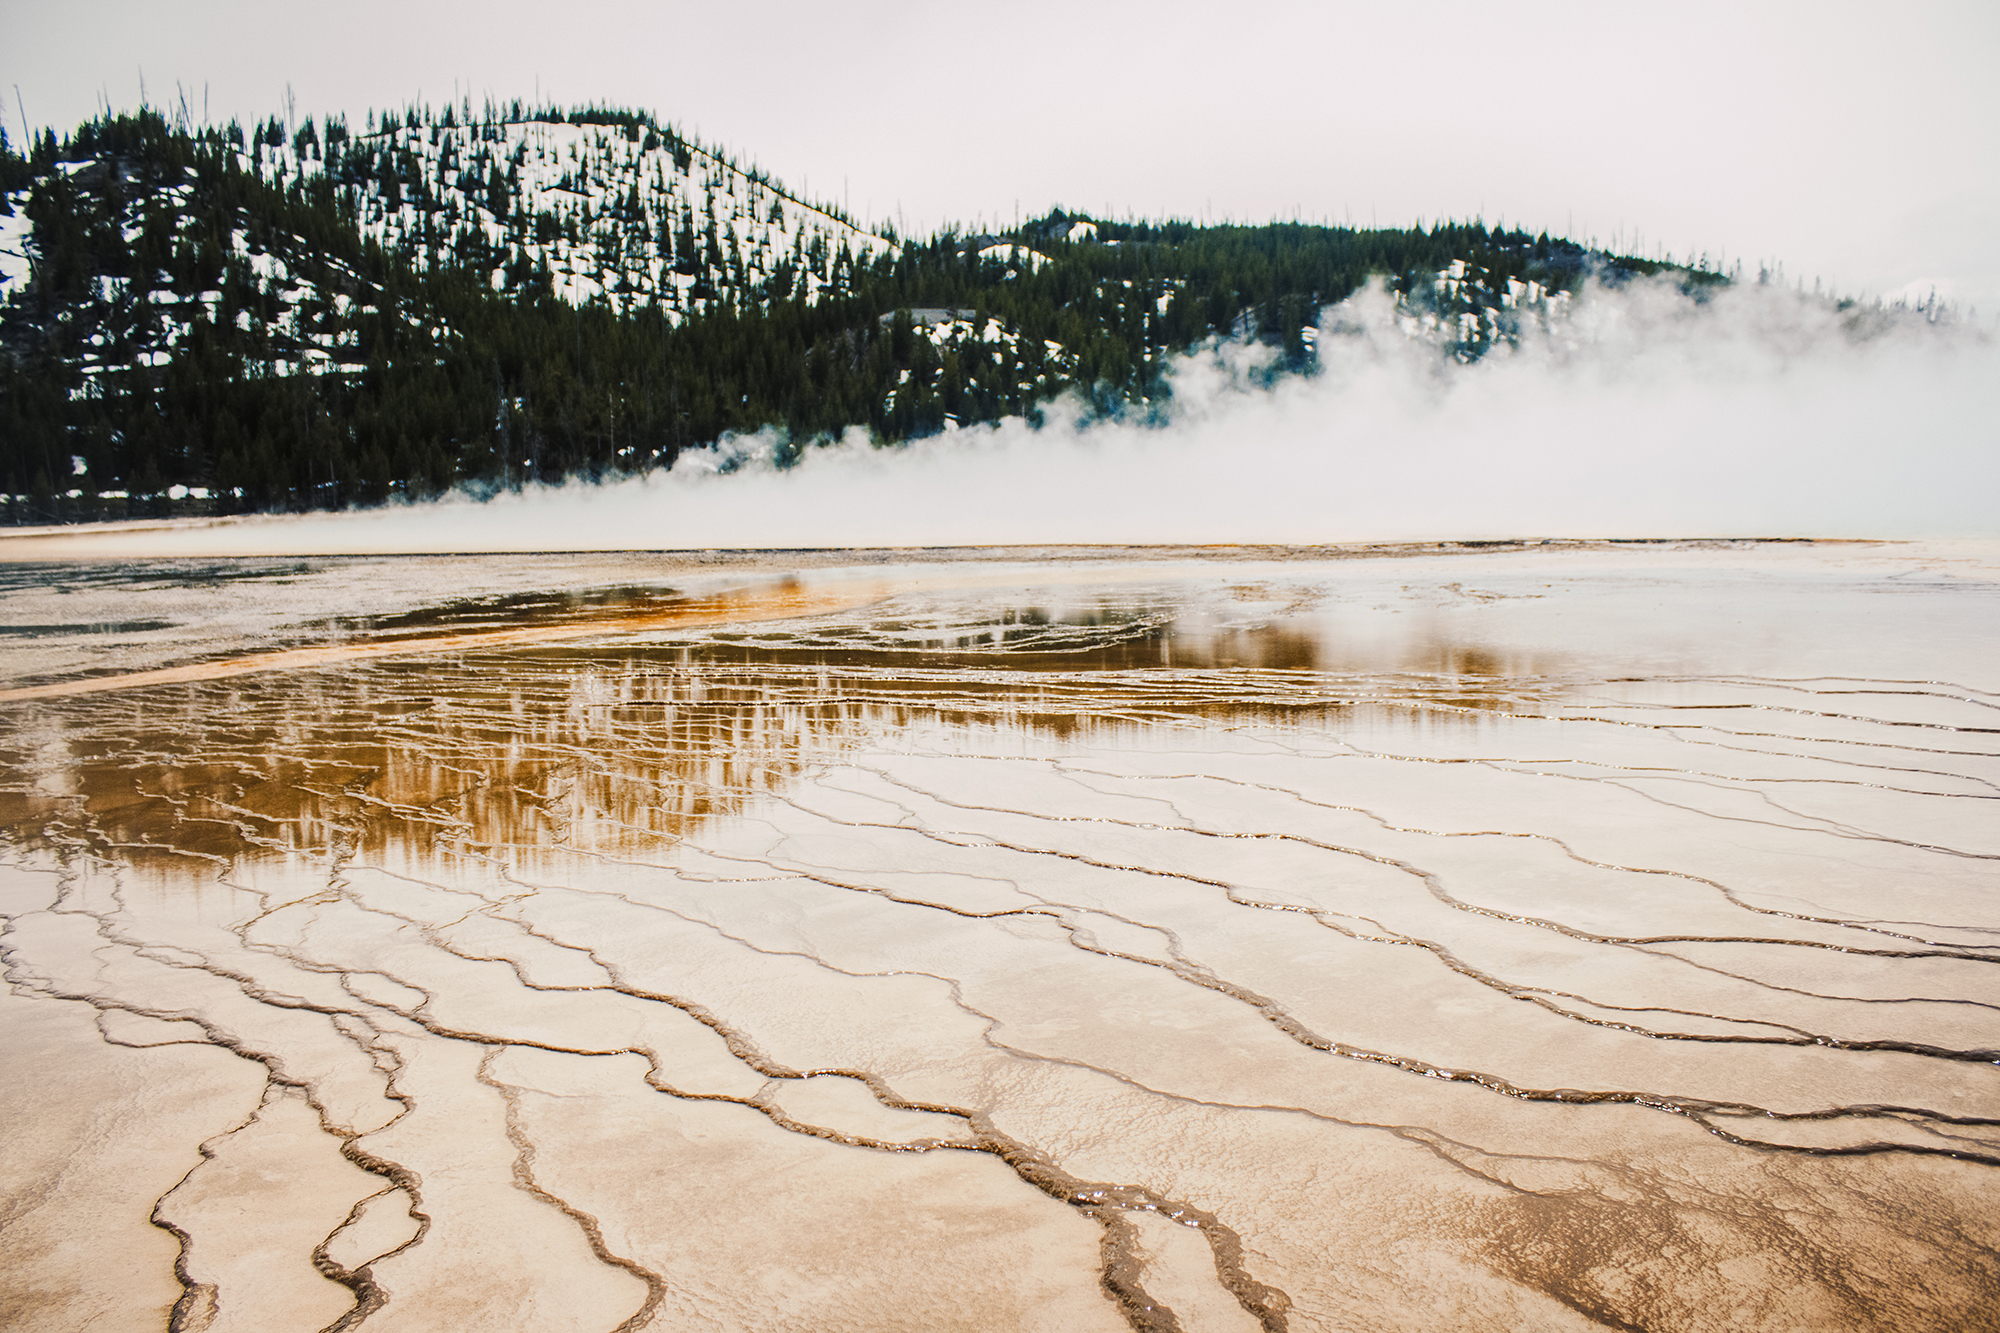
[0,103,1724,524]
[274,102,892,314]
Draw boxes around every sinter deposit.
[1,542,1996,1331]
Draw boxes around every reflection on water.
[1,550,1997,1333]
[0,633,1563,896]
[668,585,1557,680]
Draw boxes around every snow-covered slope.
[0,192,32,294]
[1403,256,1575,356]
[0,155,430,389]
[0,107,903,411]
[259,111,895,316]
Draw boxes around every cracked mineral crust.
[1,542,1996,1331]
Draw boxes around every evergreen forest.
[0,104,1717,523]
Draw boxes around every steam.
[14,277,1998,556]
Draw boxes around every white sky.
[3,0,1997,309]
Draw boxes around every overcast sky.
[5,0,1996,309]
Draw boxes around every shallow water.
[2,543,1996,1332]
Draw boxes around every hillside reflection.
[0,620,1554,886]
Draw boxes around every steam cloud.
[19,278,2000,555]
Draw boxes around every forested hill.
[0,103,1721,524]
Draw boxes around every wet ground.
[1,541,1996,1331]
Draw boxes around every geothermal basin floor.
[1,540,1996,1332]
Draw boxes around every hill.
[0,103,1721,524]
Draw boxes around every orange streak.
[0,582,880,704]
